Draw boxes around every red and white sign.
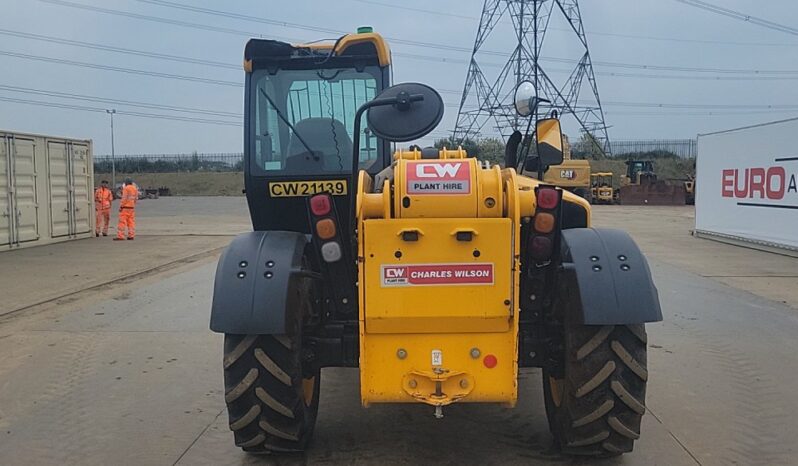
[381,263,494,287]
[697,117,798,251]
[406,160,471,195]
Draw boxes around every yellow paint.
[362,218,513,334]
[355,137,590,408]
[542,159,591,190]
[536,118,564,153]
[268,180,347,197]
[299,32,391,67]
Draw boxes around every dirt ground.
[1,199,798,465]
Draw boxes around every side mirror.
[514,81,536,117]
[535,118,564,167]
[366,82,444,142]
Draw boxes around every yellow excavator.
[540,135,592,200]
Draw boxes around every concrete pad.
[592,205,798,310]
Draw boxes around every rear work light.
[316,218,337,240]
[537,187,559,210]
[310,194,332,216]
[320,242,342,262]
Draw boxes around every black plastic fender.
[210,231,308,334]
[559,228,663,325]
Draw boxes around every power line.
[600,101,798,110]
[0,50,243,87]
[0,84,241,117]
[606,109,798,116]
[132,0,798,70]
[351,0,798,47]
[36,0,798,77]
[38,0,260,38]
[0,28,239,70]
[129,0,492,54]
[0,96,243,126]
[673,0,798,36]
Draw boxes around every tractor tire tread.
[545,324,648,457]
[222,333,319,454]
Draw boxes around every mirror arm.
[516,97,552,180]
[348,94,424,238]
[518,115,536,173]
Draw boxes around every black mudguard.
[210,231,308,334]
[559,228,663,325]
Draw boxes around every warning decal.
[406,160,471,195]
[381,263,494,287]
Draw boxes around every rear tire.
[222,276,320,453]
[543,324,648,457]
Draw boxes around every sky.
[1,0,798,155]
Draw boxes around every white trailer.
[696,117,798,256]
[1,130,94,251]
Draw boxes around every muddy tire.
[222,272,320,454]
[543,324,648,457]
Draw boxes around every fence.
[93,139,697,173]
[608,139,697,159]
[94,153,243,173]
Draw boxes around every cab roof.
[244,32,391,72]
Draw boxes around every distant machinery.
[453,0,611,156]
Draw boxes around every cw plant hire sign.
[721,155,798,209]
[406,160,471,195]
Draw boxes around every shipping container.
[1,130,93,251]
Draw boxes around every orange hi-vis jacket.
[94,186,113,210]
[120,184,138,209]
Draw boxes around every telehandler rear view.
[210,30,662,457]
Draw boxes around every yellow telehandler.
[210,30,662,458]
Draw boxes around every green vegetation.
[93,172,244,196]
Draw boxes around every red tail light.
[537,188,559,210]
[310,194,332,216]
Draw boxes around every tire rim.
[302,376,316,406]
[549,376,564,408]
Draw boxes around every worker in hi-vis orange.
[94,179,113,237]
[114,177,138,241]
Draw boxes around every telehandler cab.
[210,30,662,457]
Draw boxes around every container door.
[12,137,39,243]
[48,141,71,237]
[0,136,11,246]
[69,142,91,235]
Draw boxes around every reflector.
[537,188,559,210]
[316,218,337,240]
[483,354,498,369]
[310,194,332,216]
